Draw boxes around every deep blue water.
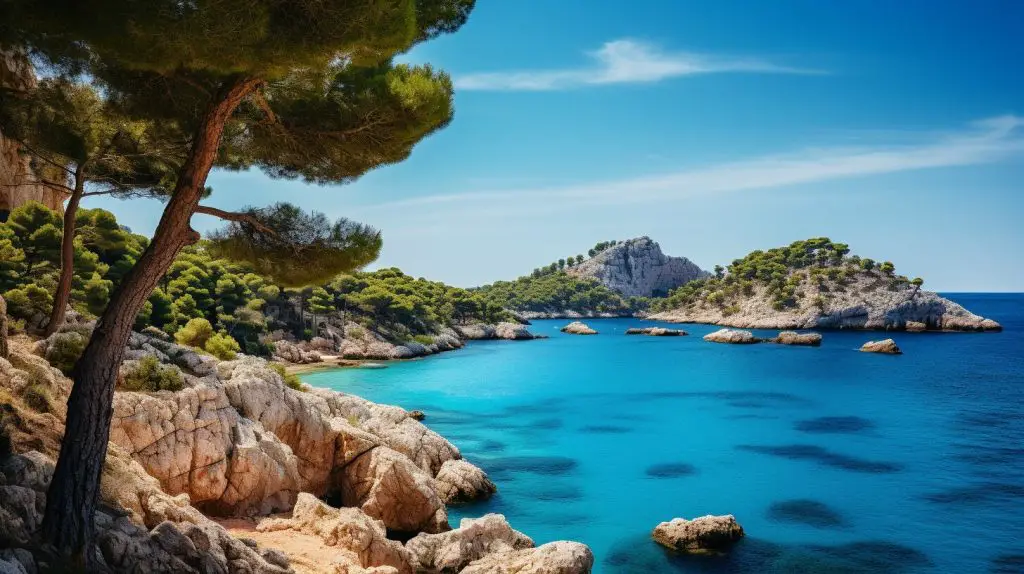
[304,294,1024,573]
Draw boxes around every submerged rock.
[860,339,902,354]
[703,328,760,344]
[652,514,745,554]
[770,331,823,346]
[561,321,598,335]
[625,327,687,336]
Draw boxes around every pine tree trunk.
[0,293,8,359]
[43,166,85,337]
[40,75,260,562]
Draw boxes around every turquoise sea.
[304,293,1024,573]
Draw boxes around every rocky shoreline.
[0,323,591,573]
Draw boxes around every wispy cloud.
[454,39,820,91]
[365,115,1024,213]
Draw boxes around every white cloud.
[364,115,1024,213]
[454,39,819,91]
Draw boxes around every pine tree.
[1,0,477,558]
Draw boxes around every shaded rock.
[560,322,597,335]
[406,514,533,573]
[407,410,425,421]
[341,446,449,534]
[703,329,760,344]
[860,339,901,355]
[905,321,927,332]
[770,331,822,346]
[460,541,594,574]
[273,340,322,364]
[567,237,708,297]
[257,492,412,574]
[434,459,497,504]
[651,515,744,554]
[625,327,687,336]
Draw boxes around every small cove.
[303,293,1024,573]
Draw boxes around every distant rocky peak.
[568,237,708,297]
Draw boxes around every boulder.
[494,322,536,340]
[406,514,533,573]
[341,446,449,534]
[560,322,597,335]
[652,515,744,554]
[433,460,497,504]
[770,331,822,346]
[702,329,760,344]
[860,339,902,355]
[459,541,594,574]
[905,321,927,332]
[457,323,536,341]
[625,327,687,336]
[273,339,322,364]
[257,492,413,574]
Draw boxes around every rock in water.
[652,515,745,554]
[771,331,823,346]
[703,328,760,344]
[434,459,497,504]
[860,339,902,354]
[625,327,687,336]
[460,541,595,574]
[567,236,708,297]
[561,321,598,335]
[406,514,534,573]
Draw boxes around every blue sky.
[94,1,1024,291]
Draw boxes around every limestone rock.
[860,339,902,355]
[703,329,760,344]
[905,321,927,332]
[624,327,686,336]
[274,340,323,364]
[433,460,497,504]
[342,446,449,534]
[560,322,597,335]
[406,514,533,573]
[567,237,707,298]
[460,541,594,574]
[456,322,536,341]
[770,331,822,346]
[652,515,744,554]
[258,493,412,574]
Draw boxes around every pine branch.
[194,205,276,235]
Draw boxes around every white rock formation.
[567,237,708,298]
[406,514,533,573]
[560,322,597,335]
[770,331,822,346]
[860,338,902,354]
[703,329,760,344]
[459,541,594,574]
[456,322,537,341]
[434,459,498,504]
[652,515,745,554]
[624,327,687,336]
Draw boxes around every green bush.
[21,383,51,413]
[411,334,434,345]
[269,362,304,392]
[174,317,214,348]
[122,355,184,392]
[204,332,241,360]
[44,331,88,376]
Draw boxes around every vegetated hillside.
[474,270,647,319]
[649,237,1001,332]
[1,202,508,357]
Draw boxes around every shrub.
[204,332,241,360]
[174,318,214,348]
[122,355,184,392]
[45,331,88,376]
[722,305,741,317]
[21,383,51,413]
[411,334,434,345]
[269,362,304,392]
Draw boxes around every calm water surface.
[304,294,1024,573]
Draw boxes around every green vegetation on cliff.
[651,237,915,314]
[475,271,648,316]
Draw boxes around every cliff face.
[0,50,68,216]
[567,237,708,298]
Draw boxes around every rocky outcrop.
[1,51,69,216]
[652,515,745,554]
[257,492,413,573]
[703,329,760,344]
[560,322,597,335]
[625,327,687,336]
[456,322,537,341]
[273,339,323,364]
[770,331,822,346]
[459,541,594,574]
[406,514,533,573]
[860,339,902,355]
[567,237,707,298]
[652,275,1001,333]
[516,310,630,320]
[434,460,497,505]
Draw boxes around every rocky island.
[650,238,1001,332]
